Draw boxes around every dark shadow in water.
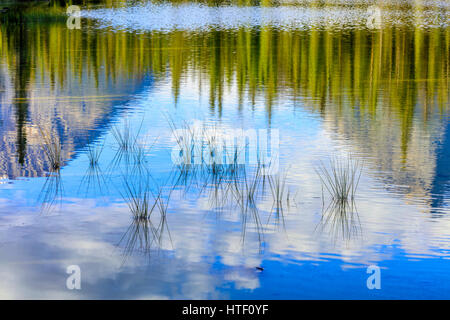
[430,118,450,214]
[7,22,32,165]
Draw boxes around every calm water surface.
[0,0,449,299]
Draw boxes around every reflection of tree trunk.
[12,23,30,165]
[430,121,450,212]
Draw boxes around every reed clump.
[109,119,145,171]
[37,125,63,173]
[111,120,140,155]
[122,178,155,221]
[315,156,362,203]
[79,140,107,196]
[36,125,64,213]
[119,175,173,258]
[315,155,363,240]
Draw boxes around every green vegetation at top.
[0,0,66,23]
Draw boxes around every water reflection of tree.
[9,23,31,165]
[1,21,448,142]
[0,19,150,178]
[0,8,448,199]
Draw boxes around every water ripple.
[81,3,449,32]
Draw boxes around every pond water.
[0,0,449,299]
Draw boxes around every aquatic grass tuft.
[319,196,361,241]
[79,140,108,197]
[119,175,174,260]
[111,119,139,154]
[36,125,64,213]
[167,117,199,167]
[229,166,265,246]
[87,140,104,167]
[164,119,289,248]
[120,217,157,260]
[315,156,362,203]
[109,118,144,171]
[315,155,363,241]
[150,183,174,248]
[38,169,63,214]
[37,125,63,172]
[267,172,291,228]
[130,135,158,176]
[121,177,156,221]
[121,174,173,226]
